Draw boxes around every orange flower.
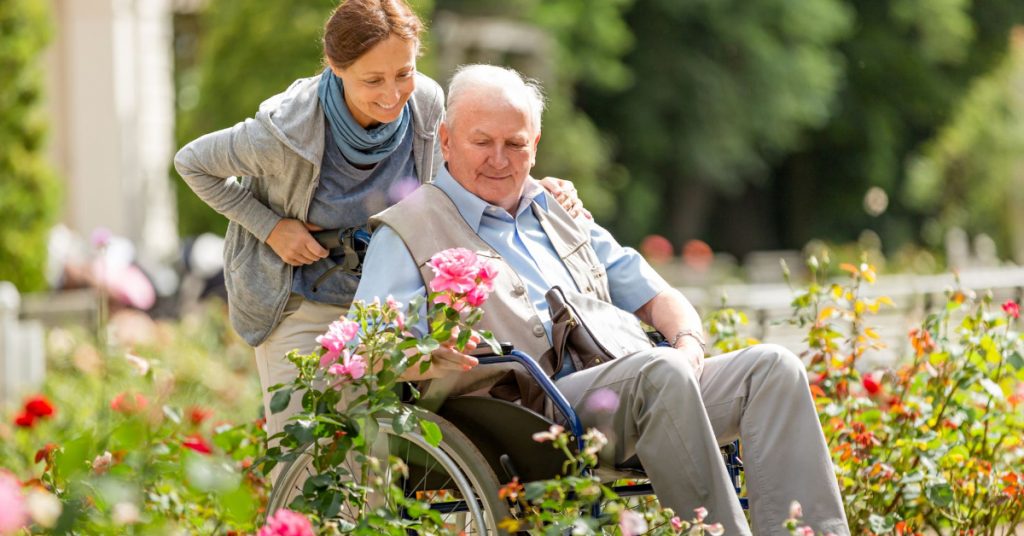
[498,478,523,501]
[908,328,936,357]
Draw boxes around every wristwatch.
[670,328,706,353]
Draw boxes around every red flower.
[188,406,212,426]
[34,443,57,464]
[862,372,883,395]
[110,392,148,414]
[182,435,213,455]
[14,412,35,428]
[24,395,55,418]
[1002,300,1020,319]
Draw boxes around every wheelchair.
[265,348,746,532]
[265,227,745,532]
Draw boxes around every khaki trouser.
[254,294,345,480]
[554,344,849,536]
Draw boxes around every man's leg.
[555,347,751,534]
[699,344,849,535]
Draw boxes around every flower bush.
[783,257,1024,534]
[257,248,501,533]
[3,246,1022,535]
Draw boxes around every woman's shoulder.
[412,72,444,113]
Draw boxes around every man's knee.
[635,347,700,389]
[749,343,808,382]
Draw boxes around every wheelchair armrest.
[475,348,584,451]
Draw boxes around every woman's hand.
[266,219,329,266]
[539,176,592,220]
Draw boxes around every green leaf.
[1009,351,1024,370]
[416,337,439,355]
[393,408,412,435]
[869,513,897,533]
[270,388,293,414]
[283,420,314,444]
[420,420,443,448]
[926,483,954,508]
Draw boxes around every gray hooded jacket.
[174,73,444,346]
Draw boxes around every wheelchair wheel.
[267,411,510,533]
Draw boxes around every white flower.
[92,451,113,474]
[531,424,565,443]
[705,522,725,536]
[694,506,708,522]
[26,489,62,528]
[124,353,150,376]
[789,500,803,519]
[618,510,647,536]
[112,502,140,525]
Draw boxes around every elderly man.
[353,64,848,535]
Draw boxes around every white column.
[47,0,178,262]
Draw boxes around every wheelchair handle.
[476,349,585,452]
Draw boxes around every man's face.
[440,95,540,213]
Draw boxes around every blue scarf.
[317,69,412,166]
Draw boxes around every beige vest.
[369,183,611,412]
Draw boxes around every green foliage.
[174,0,333,237]
[0,301,266,533]
[580,0,852,246]
[771,2,1024,253]
[905,31,1024,261]
[0,0,60,291]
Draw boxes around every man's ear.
[439,122,451,161]
[530,132,541,167]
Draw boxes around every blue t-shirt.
[292,121,416,305]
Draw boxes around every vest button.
[532,324,545,337]
[512,285,526,297]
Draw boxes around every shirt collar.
[433,166,549,232]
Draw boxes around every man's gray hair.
[446,64,546,132]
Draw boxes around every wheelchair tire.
[267,410,510,534]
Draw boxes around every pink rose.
[0,471,28,535]
[258,508,314,536]
[327,353,367,385]
[316,319,359,366]
[428,248,481,294]
[465,286,489,307]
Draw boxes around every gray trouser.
[554,344,849,535]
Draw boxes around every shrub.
[0,0,61,291]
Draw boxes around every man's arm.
[634,289,706,378]
[587,220,706,377]
[353,225,478,381]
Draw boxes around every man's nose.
[489,146,509,168]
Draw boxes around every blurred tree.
[905,28,1024,263]
[578,0,853,250]
[0,0,60,291]
[771,0,1024,258]
[174,0,435,237]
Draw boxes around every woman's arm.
[174,119,327,265]
[174,119,285,242]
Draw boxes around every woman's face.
[331,34,418,128]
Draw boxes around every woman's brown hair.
[323,0,423,69]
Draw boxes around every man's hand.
[675,344,705,380]
[538,176,592,220]
[266,219,329,266]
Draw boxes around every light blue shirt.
[353,167,669,359]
